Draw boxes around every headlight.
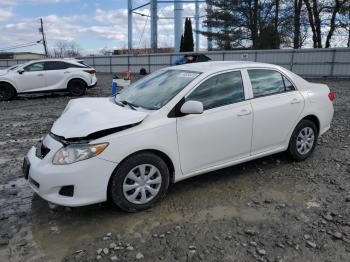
[52,143,108,165]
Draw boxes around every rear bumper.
[88,75,97,88]
[88,82,97,89]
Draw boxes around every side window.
[283,76,295,91]
[187,71,245,110]
[45,61,69,70]
[24,62,44,72]
[248,69,295,98]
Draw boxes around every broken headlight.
[52,143,108,165]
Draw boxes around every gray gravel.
[0,74,349,262]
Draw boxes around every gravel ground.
[0,74,349,262]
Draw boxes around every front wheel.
[109,153,170,212]
[0,83,16,101]
[288,119,318,161]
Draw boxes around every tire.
[109,152,170,212]
[288,119,318,161]
[0,83,16,101]
[67,79,86,96]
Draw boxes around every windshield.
[8,65,20,71]
[116,69,200,110]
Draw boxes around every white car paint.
[51,97,148,138]
[24,61,334,207]
[0,59,97,94]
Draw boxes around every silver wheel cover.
[296,127,315,155]
[123,164,162,205]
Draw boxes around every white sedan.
[23,61,334,212]
[0,59,97,100]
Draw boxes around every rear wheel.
[0,83,16,101]
[67,79,86,96]
[109,152,170,212]
[288,119,318,161]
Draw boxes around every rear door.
[247,69,305,154]
[43,61,70,90]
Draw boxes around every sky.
[0,0,207,55]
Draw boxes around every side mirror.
[18,69,24,74]
[180,100,204,115]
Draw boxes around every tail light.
[83,69,96,74]
[328,91,335,101]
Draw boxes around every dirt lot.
[0,74,349,262]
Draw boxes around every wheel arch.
[106,149,176,200]
[67,77,89,88]
[0,81,17,93]
[300,114,320,134]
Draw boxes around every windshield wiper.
[121,100,138,110]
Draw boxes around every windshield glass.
[116,69,200,110]
[8,65,20,71]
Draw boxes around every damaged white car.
[23,61,334,212]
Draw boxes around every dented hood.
[51,97,148,139]
[0,70,8,76]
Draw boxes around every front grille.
[35,140,50,159]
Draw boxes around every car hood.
[51,97,148,139]
[0,70,8,76]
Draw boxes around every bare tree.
[303,0,349,48]
[50,41,81,58]
[99,47,113,56]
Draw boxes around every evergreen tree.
[183,18,194,52]
[180,34,185,52]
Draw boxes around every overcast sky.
[0,0,208,55]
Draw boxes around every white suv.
[0,59,97,100]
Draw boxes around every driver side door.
[14,62,46,92]
[176,70,253,175]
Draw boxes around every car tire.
[67,79,86,96]
[0,83,16,101]
[288,119,318,161]
[109,152,170,212]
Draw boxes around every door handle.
[37,74,44,77]
[237,109,252,117]
[64,71,70,74]
[291,98,301,104]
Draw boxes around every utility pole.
[174,0,183,52]
[150,0,158,53]
[195,0,200,51]
[128,0,133,54]
[39,18,48,57]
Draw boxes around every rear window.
[78,61,91,68]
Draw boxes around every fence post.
[254,50,258,62]
[127,55,130,72]
[290,50,295,72]
[222,52,225,61]
[330,49,336,77]
[148,54,151,73]
[109,56,112,74]
[170,54,173,65]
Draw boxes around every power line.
[0,40,42,52]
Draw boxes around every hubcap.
[123,164,162,205]
[296,127,315,155]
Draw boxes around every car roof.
[171,61,283,74]
[25,58,81,63]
